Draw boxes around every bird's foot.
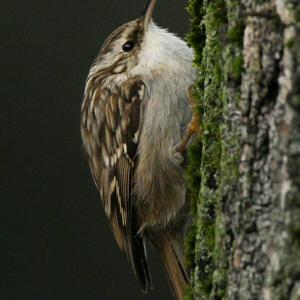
[175,86,201,154]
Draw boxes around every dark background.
[1,1,190,299]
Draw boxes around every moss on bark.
[185,1,244,299]
[185,0,300,299]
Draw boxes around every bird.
[81,0,199,299]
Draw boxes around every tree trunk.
[185,1,300,299]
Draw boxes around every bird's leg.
[175,86,201,154]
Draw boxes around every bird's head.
[91,0,158,75]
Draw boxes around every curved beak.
[141,0,157,31]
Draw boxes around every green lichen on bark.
[186,0,300,299]
[185,0,244,299]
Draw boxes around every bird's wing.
[81,77,151,292]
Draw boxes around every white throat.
[133,22,194,75]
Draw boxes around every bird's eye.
[122,41,135,52]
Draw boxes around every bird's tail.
[152,231,190,300]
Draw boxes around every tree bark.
[185,1,300,299]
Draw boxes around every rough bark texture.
[185,0,300,299]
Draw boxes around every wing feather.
[81,78,151,292]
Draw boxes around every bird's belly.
[133,88,191,229]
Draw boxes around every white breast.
[131,22,196,227]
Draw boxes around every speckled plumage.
[81,1,196,298]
